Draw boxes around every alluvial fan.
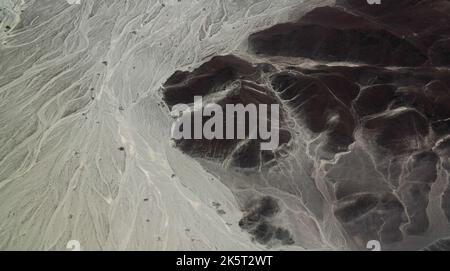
[1,0,449,251]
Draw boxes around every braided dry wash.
[0,0,449,251]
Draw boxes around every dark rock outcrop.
[162,1,450,250]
